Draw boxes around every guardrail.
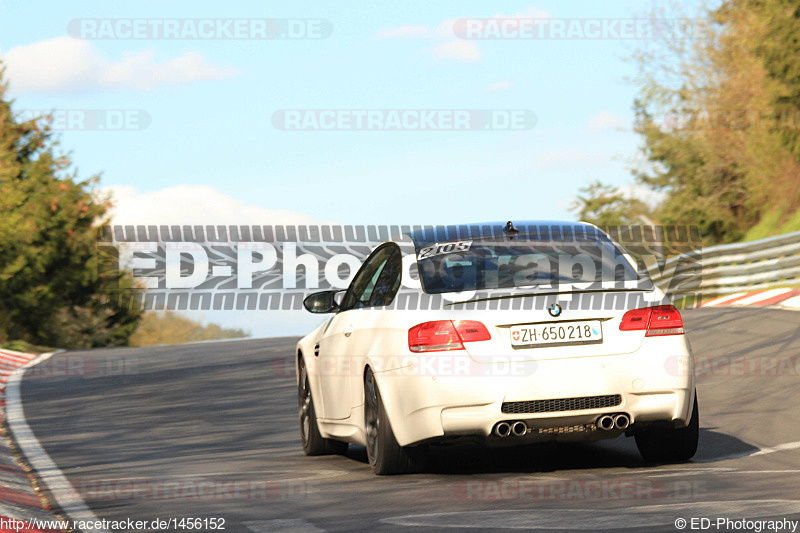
[647,230,800,299]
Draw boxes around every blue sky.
[0,0,676,335]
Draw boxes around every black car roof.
[404,220,605,248]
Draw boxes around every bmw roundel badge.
[548,303,562,317]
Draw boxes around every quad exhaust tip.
[614,414,630,430]
[597,413,631,431]
[496,415,628,437]
[494,422,511,438]
[494,421,528,437]
[597,415,615,431]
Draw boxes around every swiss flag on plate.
[511,330,520,342]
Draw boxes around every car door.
[316,244,398,419]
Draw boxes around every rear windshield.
[415,237,640,294]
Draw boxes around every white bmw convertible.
[296,221,698,474]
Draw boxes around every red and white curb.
[5,350,111,533]
[0,349,64,532]
[702,288,800,308]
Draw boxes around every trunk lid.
[449,289,653,363]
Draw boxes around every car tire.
[635,393,699,463]
[364,368,427,475]
[298,356,348,456]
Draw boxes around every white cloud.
[102,184,319,226]
[101,184,326,339]
[374,8,549,64]
[486,81,513,92]
[2,37,238,94]
[374,25,431,39]
[375,14,499,63]
[101,49,237,91]
[431,40,481,63]
[587,111,628,132]
[537,149,610,168]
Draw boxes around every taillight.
[408,320,491,352]
[618,308,651,331]
[619,305,684,336]
[408,321,461,352]
[646,305,684,336]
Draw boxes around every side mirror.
[303,290,341,314]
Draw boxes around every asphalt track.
[17,308,800,532]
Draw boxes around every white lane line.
[732,288,793,306]
[693,453,755,463]
[630,469,728,478]
[88,469,347,483]
[647,468,800,476]
[694,439,800,463]
[733,470,800,474]
[703,292,748,306]
[244,519,325,532]
[751,440,800,456]
[6,351,109,533]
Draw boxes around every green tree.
[0,65,141,347]
[747,0,800,158]
[571,180,651,227]
[624,0,800,244]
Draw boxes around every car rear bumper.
[438,389,691,438]
[373,340,694,446]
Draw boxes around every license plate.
[510,320,603,348]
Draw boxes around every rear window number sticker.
[417,241,472,260]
